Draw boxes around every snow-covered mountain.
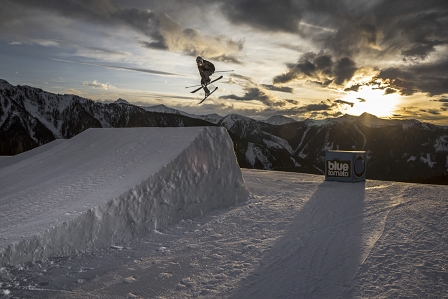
[262,115,296,125]
[1,79,447,183]
[0,80,210,155]
[273,112,448,182]
[143,104,223,124]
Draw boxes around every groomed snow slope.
[0,127,249,266]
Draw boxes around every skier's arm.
[198,67,206,80]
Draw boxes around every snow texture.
[1,127,448,298]
[0,127,249,267]
[1,170,447,298]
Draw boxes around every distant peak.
[115,98,129,104]
[264,115,296,125]
[359,112,378,119]
[0,79,9,84]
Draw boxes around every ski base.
[199,87,218,104]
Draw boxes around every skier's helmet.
[196,56,204,65]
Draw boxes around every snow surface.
[1,129,448,298]
[0,127,249,267]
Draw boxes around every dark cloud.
[431,98,448,103]
[334,99,354,107]
[345,84,362,92]
[384,87,397,95]
[220,87,286,107]
[408,59,448,78]
[273,53,357,87]
[219,0,303,33]
[220,74,296,107]
[420,109,441,115]
[210,54,242,65]
[141,40,167,50]
[285,99,300,105]
[334,57,357,85]
[245,99,341,119]
[372,61,448,97]
[416,77,448,97]
[300,101,335,112]
[323,13,383,58]
[261,85,294,93]
[402,44,439,61]
[374,67,416,95]
[373,1,448,61]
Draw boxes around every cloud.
[3,0,244,62]
[139,14,245,61]
[384,87,397,95]
[99,65,180,76]
[219,0,303,33]
[431,98,448,103]
[334,99,354,107]
[51,58,181,76]
[300,101,335,111]
[83,80,116,90]
[334,57,357,85]
[273,52,357,87]
[373,2,448,61]
[345,84,362,92]
[219,74,292,107]
[220,87,286,107]
[372,61,448,97]
[261,84,294,93]
[420,109,441,115]
[373,68,416,96]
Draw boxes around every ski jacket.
[198,60,215,78]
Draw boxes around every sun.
[341,86,400,117]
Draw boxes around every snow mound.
[0,127,249,266]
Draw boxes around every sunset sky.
[1,0,447,124]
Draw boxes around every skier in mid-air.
[196,56,215,96]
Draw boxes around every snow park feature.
[1,129,448,298]
[325,150,367,182]
[0,127,249,267]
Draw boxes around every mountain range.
[1,79,447,184]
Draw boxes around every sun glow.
[341,86,401,117]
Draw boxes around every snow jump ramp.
[0,127,249,266]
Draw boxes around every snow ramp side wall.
[0,127,249,266]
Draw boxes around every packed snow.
[1,128,448,299]
[0,127,248,267]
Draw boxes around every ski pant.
[201,70,214,86]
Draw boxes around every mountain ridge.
[1,79,447,184]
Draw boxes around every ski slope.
[0,128,448,298]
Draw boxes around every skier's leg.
[201,72,211,94]
[204,71,212,84]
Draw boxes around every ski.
[190,76,223,93]
[199,87,218,104]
